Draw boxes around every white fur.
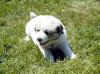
[25,12,76,62]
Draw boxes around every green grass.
[0,0,100,74]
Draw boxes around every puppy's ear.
[30,12,37,19]
[56,25,63,34]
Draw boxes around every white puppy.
[25,12,76,62]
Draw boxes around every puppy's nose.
[37,38,42,42]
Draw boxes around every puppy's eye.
[44,30,49,35]
[36,29,40,32]
[35,28,40,32]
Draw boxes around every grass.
[0,0,100,74]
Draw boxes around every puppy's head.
[34,18,64,46]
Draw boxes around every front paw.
[71,54,76,59]
[25,36,30,41]
[45,56,54,62]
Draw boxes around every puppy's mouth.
[40,38,58,45]
[40,41,48,45]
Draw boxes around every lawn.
[0,0,100,74]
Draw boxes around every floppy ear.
[56,25,64,34]
[30,12,37,19]
[31,31,38,45]
[59,25,63,34]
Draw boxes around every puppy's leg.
[25,27,30,41]
[61,40,76,59]
[38,45,54,62]
[45,49,54,62]
[25,35,30,41]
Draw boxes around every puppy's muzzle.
[38,25,64,45]
[37,38,42,42]
[37,38,48,45]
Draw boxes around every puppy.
[25,12,76,62]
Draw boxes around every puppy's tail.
[30,12,37,19]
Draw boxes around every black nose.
[37,38,42,42]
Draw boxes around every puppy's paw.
[25,36,30,41]
[45,56,54,62]
[71,54,77,59]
